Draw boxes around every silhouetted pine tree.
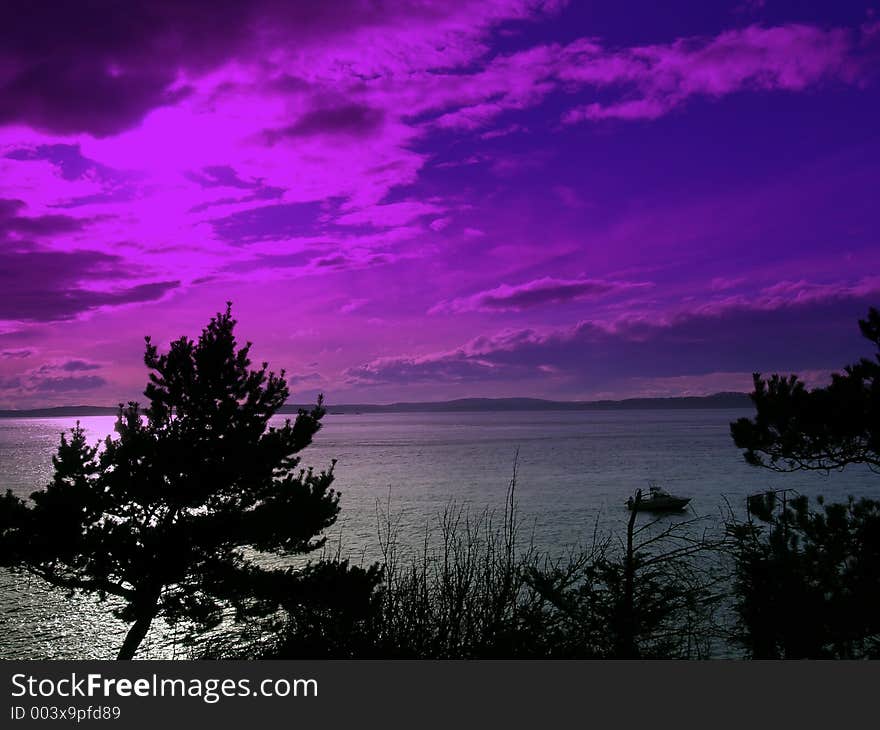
[728,307,880,657]
[730,307,880,472]
[0,305,342,659]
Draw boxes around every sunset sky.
[1,0,879,408]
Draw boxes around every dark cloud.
[0,1,474,136]
[31,375,107,393]
[431,277,650,313]
[6,143,94,180]
[0,1,257,136]
[350,290,880,387]
[0,349,33,359]
[0,199,26,218]
[186,165,260,190]
[0,360,107,400]
[184,167,284,214]
[0,198,88,238]
[0,58,185,137]
[315,254,350,268]
[59,360,101,372]
[212,202,324,243]
[0,244,179,322]
[5,145,134,205]
[347,352,498,385]
[227,251,315,274]
[224,247,397,276]
[287,372,324,386]
[264,104,385,143]
[311,251,396,270]
[0,376,22,390]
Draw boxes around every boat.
[626,484,691,512]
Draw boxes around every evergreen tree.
[731,307,880,472]
[0,305,340,659]
[729,307,880,657]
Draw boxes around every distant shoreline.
[0,392,753,418]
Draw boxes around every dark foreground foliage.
[214,467,727,660]
[726,307,880,657]
[209,489,879,660]
[727,491,880,658]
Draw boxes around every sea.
[1,409,876,659]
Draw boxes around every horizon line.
[0,392,754,416]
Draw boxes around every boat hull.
[627,497,691,512]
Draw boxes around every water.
[1,409,877,659]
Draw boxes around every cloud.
[287,372,325,387]
[688,276,880,317]
[1,6,869,325]
[334,201,444,228]
[0,0,562,283]
[315,254,349,268]
[0,198,180,322]
[58,359,102,372]
[185,165,264,190]
[0,244,178,322]
[0,1,241,136]
[0,349,32,359]
[733,0,767,16]
[426,44,561,132]
[352,279,880,389]
[0,1,388,136]
[480,123,527,139]
[347,350,501,385]
[560,23,873,123]
[389,19,875,134]
[340,298,369,314]
[0,359,107,400]
[0,0,558,137]
[30,375,107,393]
[430,276,649,313]
[212,203,323,243]
[0,198,88,238]
[264,103,385,142]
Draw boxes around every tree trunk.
[619,490,640,658]
[116,608,157,660]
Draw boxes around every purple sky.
[1,0,879,407]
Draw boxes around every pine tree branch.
[24,566,135,600]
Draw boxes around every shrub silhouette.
[727,492,880,658]
[526,498,723,659]
[0,305,344,659]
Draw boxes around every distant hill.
[294,392,753,414]
[0,393,753,419]
[0,405,119,418]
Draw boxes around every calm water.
[1,409,877,659]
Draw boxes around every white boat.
[626,484,691,512]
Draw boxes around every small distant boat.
[626,484,691,512]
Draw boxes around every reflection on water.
[1,410,877,658]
